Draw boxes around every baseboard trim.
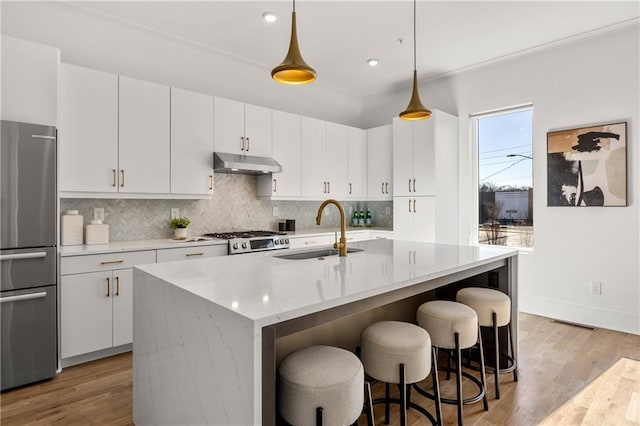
[61,344,132,368]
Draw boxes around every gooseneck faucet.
[316,199,348,257]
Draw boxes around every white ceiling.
[9,1,640,97]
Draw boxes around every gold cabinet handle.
[101,260,124,265]
[273,178,277,193]
[120,170,125,187]
[186,252,204,257]
[381,182,384,194]
[327,181,330,193]
[106,277,110,297]
[385,182,389,194]
[409,199,411,212]
[240,136,245,151]
[349,183,352,194]
[409,179,412,192]
[323,182,327,193]
[413,179,416,193]
[246,137,250,152]
[112,169,117,187]
[115,276,120,296]
[413,199,416,213]
[305,240,316,245]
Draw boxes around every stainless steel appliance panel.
[0,247,56,292]
[0,285,57,391]
[1,120,57,249]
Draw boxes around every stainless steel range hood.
[213,152,282,175]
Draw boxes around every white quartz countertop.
[135,239,517,327]
[59,238,227,257]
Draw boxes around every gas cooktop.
[202,230,290,255]
[203,230,288,240]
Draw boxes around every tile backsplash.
[61,174,393,242]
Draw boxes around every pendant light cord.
[413,0,417,72]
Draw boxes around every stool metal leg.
[431,346,442,426]
[399,363,407,426]
[509,321,518,382]
[454,333,463,426]
[493,312,501,399]
[477,326,489,411]
[316,407,323,426]
[364,381,374,426]
[384,382,390,424]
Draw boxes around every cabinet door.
[367,125,393,199]
[244,104,272,157]
[412,119,436,196]
[325,122,349,198]
[270,110,300,196]
[112,269,133,347]
[393,118,413,197]
[61,271,113,358]
[300,117,327,197]
[393,197,414,242]
[170,88,214,195]
[59,63,119,192]
[118,76,170,193]
[412,197,436,242]
[347,127,367,198]
[213,97,245,154]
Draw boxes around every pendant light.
[399,0,431,120]
[271,0,316,85]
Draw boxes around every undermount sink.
[275,247,364,260]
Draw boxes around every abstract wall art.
[547,122,627,207]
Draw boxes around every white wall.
[0,2,363,127]
[364,24,640,334]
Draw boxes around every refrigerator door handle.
[31,135,56,140]
[0,252,47,261]
[0,291,47,304]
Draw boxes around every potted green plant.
[170,217,191,239]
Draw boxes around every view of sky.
[478,109,533,188]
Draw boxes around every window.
[474,106,533,248]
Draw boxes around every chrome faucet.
[316,199,347,257]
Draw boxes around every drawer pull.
[101,260,124,265]
[0,292,47,304]
[115,276,120,296]
[120,170,125,187]
[106,277,110,297]
[186,253,204,257]
[305,240,316,245]
[0,252,46,261]
[376,236,388,240]
[209,175,214,191]
[112,169,117,187]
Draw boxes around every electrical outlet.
[171,208,180,219]
[385,207,391,215]
[590,281,602,295]
[93,207,105,222]
[272,206,279,217]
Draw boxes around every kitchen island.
[132,239,518,425]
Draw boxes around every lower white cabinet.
[288,234,335,249]
[393,196,436,242]
[156,244,227,262]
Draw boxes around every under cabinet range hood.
[213,152,282,175]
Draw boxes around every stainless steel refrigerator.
[1,120,57,391]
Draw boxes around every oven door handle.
[0,292,47,304]
[0,252,47,261]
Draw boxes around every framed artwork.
[547,122,627,206]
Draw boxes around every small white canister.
[85,220,109,245]
[61,210,83,246]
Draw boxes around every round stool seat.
[278,345,364,426]
[361,321,431,384]
[457,287,511,327]
[417,301,478,349]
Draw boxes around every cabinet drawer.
[156,244,227,262]
[61,250,156,275]
[288,235,335,249]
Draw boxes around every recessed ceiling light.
[262,12,277,23]
[367,58,379,67]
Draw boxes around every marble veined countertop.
[135,239,517,328]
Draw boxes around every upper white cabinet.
[1,36,59,126]
[257,110,301,198]
[214,97,272,157]
[60,63,119,193]
[118,76,170,194]
[367,125,393,200]
[347,127,367,199]
[325,122,349,199]
[170,88,214,195]
[393,196,436,242]
[394,118,435,196]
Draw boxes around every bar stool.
[456,287,517,399]
[416,301,488,426]
[278,345,374,426]
[360,320,441,426]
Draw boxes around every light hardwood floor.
[1,313,638,425]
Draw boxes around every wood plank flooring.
[1,313,638,425]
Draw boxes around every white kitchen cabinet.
[325,122,349,198]
[214,97,272,157]
[393,196,436,242]
[1,36,59,126]
[288,234,336,249]
[60,63,119,193]
[347,127,367,199]
[60,250,155,361]
[369,230,394,240]
[257,110,301,198]
[170,88,214,195]
[156,244,227,262]
[367,125,393,200]
[300,117,327,197]
[119,76,170,194]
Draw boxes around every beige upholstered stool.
[360,321,441,426]
[417,301,488,426]
[457,287,518,399]
[278,345,373,426]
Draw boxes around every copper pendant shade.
[271,1,316,85]
[399,0,431,120]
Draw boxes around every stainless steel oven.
[203,231,290,255]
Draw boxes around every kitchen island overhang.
[132,239,518,426]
